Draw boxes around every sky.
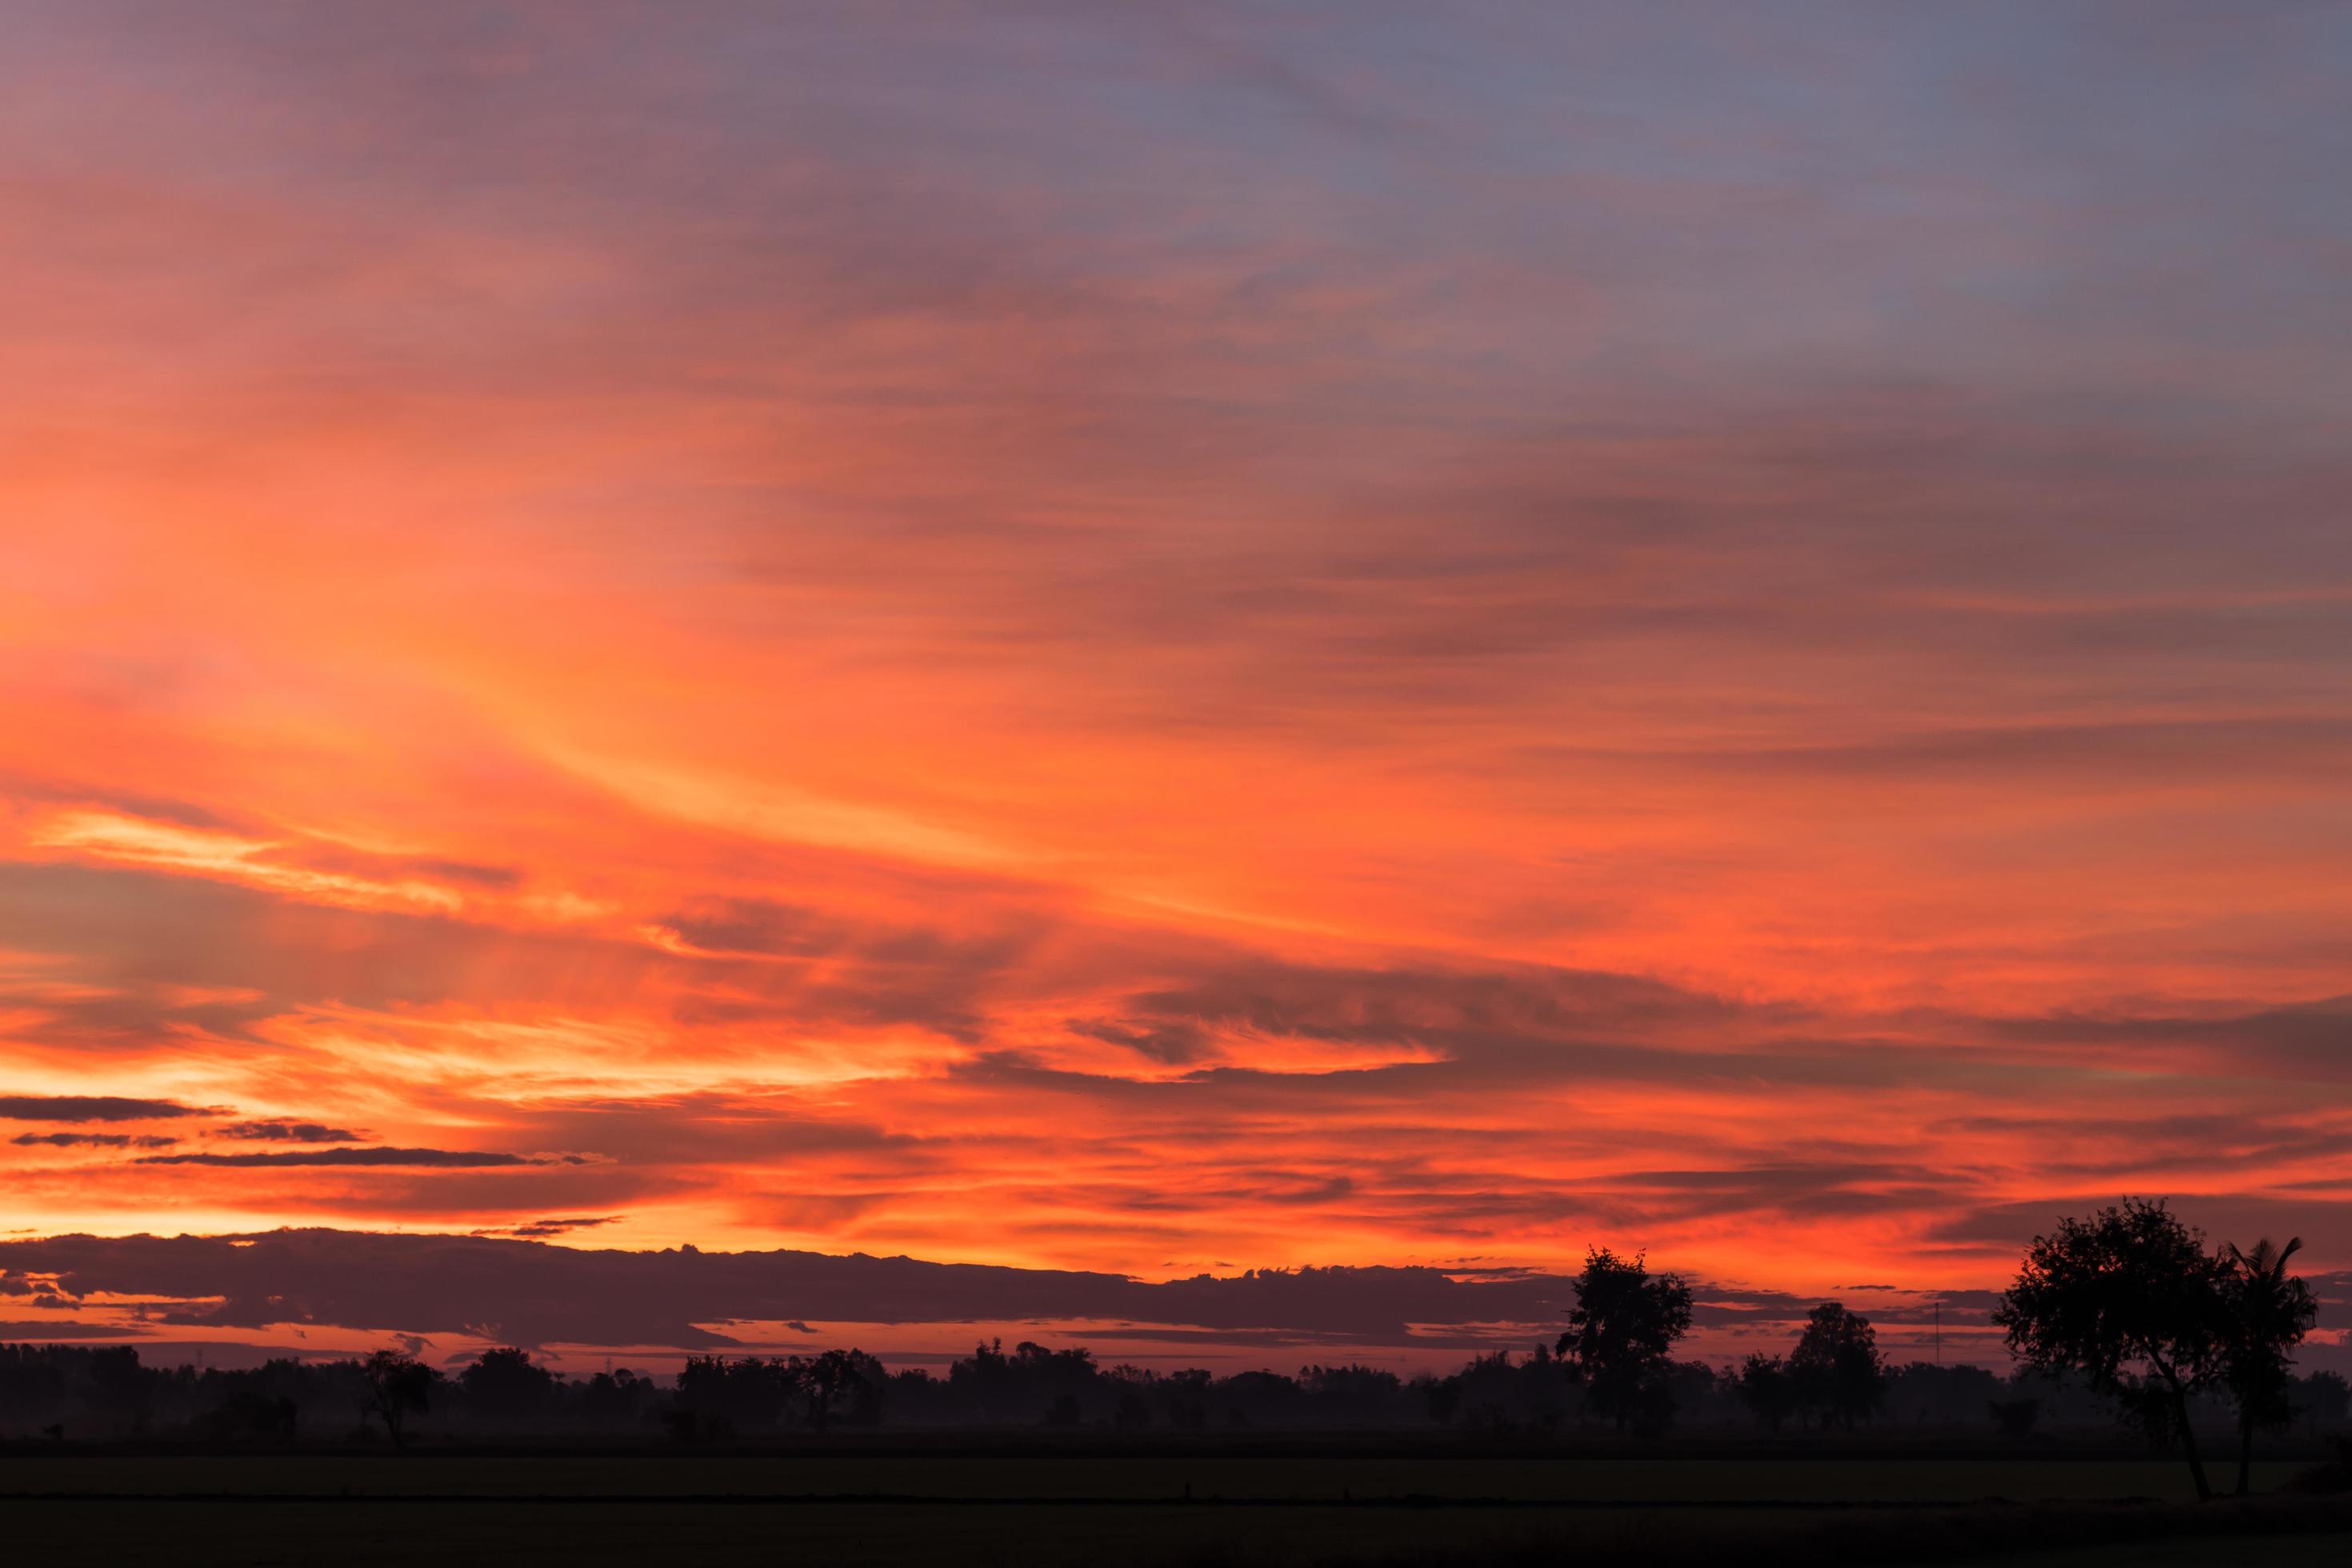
[2,2,2350,1368]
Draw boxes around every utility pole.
[1934,1300,1941,1365]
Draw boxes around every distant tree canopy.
[673,1352,794,1436]
[798,1348,885,1433]
[1730,1304,1886,1434]
[666,1346,889,1438]
[358,1349,438,1450]
[1789,1302,1886,1430]
[0,1330,2342,1446]
[458,1346,558,1427]
[949,1339,1098,1424]
[1556,1246,1694,1433]
[1734,1353,1797,1433]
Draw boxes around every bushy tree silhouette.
[1993,1199,2229,1499]
[82,1346,159,1437]
[795,1347,883,1431]
[1789,1302,1886,1430]
[1555,1246,1692,1433]
[458,1346,559,1429]
[673,1354,798,1435]
[358,1349,438,1450]
[580,1366,655,1427]
[1734,1353,1797,1433]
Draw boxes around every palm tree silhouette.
[2222,1236,2315,1497]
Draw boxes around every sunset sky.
[3,2,2349,1367]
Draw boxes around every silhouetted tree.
[358,1349,438,1450]
[1218,1369,1304,1426]
[0,1345,73,1431]
[1661,1360,1718,1432]
[1163,1366,1211,1429]
[2218,1236,2319,1496]
[948,1339,1038,1422]
[458,1346,559,1429]
[580,1366,655,1428]
[1789,1302,1885,1430]
[797,1348,883,1432]
[82,1346,161,1436]
[1735,1353,1797,1433]
[1432,1347,1578,1435]
[1993,1199,2229,1500]
[1298,1364,1409,1425]
[674,1354,798,1435]
[944,1340,1100,1424]
[1556,1246,1693,1433]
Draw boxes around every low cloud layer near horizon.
[4,1226,2346,1377]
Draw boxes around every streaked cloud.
[0,1,2347,1327]
[137,1148,586,1169]
[0,1096,214,1122]
[215,1121,366,1143]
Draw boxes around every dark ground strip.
[0,1491,2174,1507]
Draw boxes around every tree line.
[9,1332,2341,1447]
[0,1199,2332,1485]
[1541,1199,2326,1499]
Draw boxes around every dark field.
[0,1451,2312,1501]
[10,1498,2350,1568]
[2,1452,2344,1566]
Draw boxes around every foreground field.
[2,1495,2347,1567]
[0,1454,2344,1566]
[0,1452,2306,1502]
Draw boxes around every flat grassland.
[0,1450,2342,1566]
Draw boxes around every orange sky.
[3,4,2350,1353]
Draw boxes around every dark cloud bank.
[215,1121,365,1143]
[0,1094,210,1122]
[0,1229,2032,1355]
[134,1148,581,1169]
[10,1132,177,1149]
